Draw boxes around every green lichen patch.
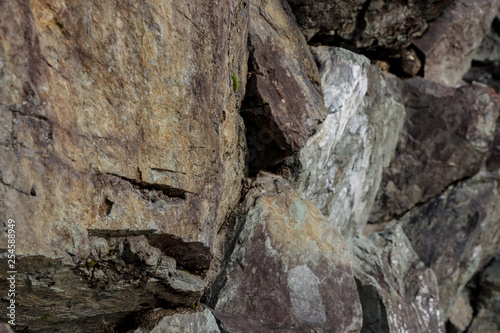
[232,75,238,91]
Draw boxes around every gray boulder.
[296,46,405,237]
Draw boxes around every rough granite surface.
[297,46,405,237]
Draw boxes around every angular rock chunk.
[0,0,248,329]
[212,173,363,333]
[468,256,500,333]
[413,0,500,87]
[133,309,220,333]
[288,0,455,50]
[243,0,326,173]
[370,78,500,222]
[447,291,474,332]
[297,47,405,237]
[352,225,445,333]
[400,175,500,318]
[473,8,500,66]
[0,234,208,332]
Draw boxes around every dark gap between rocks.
[355,278,390,333]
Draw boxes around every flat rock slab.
[400,174,500,318]
[213,173,363,333]
[413,0,500,87]
[243,0,326,172]
[352,225,445,333]
[370,77,500,222]
[297,46,405,237]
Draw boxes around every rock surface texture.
[413,0,500,86]
[288,0,455,49]
[2,0,500,332]
[0,0,248,330]
[352,225,445,333]
[133,309,221,333]
[242,0,326,173]
[370,77,500,222]
[212,173,363,333]
[297,46,405,237]
[400,175,500,318]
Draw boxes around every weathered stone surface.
[413,0,500,87]
[243,0,326,172]
[352,225,445,333]
[0,235,209,332]
[474,13,500,66]
[400,174,500,318]
[288,0,455,49]
[468,255,500,333]
[0,0,249,329]
[447,291,473,332]
[0,324,14,333]
[133,309,220,333]
[212,172,363,333]
[370,78,500,222]
[296,47,405,237]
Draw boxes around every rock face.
[0,0,248,330]
[413,0,500,86]
[352,225,445,333]
[212,173,363,333]
[370,77,500,222]
[133,309,221,333]
[242,0,326,173]
[297,47,405,237]
[468,256,500,333]
[400,175,500,318]
[288,0,455,49]
[2,0,500,331]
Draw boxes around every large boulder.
[413,0,500,86]
[242,0,326,173]
[370,77,500,222]
[211,173,363,333]
[400,174,500,318]
[296,47,405,237]
[352,225,445,333]
[0,0,248,330]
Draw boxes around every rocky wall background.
[0,0,499,332]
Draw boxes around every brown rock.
[242,0,326,173]
[413,0,500,87]
[0,0,248,330]
[370,77,500,222]
[448,292,474,332]
[211,173,363,333]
